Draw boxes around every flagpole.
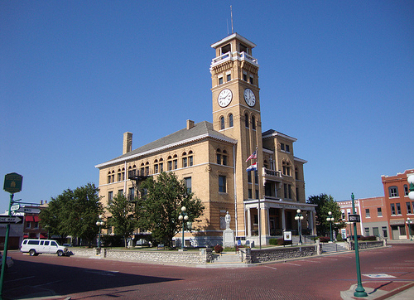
[256,146,261,250]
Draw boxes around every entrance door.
[391,226,399,240]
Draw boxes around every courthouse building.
[96,33,316,246]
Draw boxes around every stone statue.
[225,211,231,230]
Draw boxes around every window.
[222,151,228,166]
[229,114,233,127]
[407,202,412,214]
[182,157,187,168]
[159,162,164,172]
[117,170,122,181]
[252,116,256,130]
[243,72,247,81]
[284,184,292,199]
[240,43,248,53]
[219,76,223,85]
[389,186,399,198]
[377,207,382,217]
[404,185,409,196]
[107,172,111,184]
[286,145,290,152]
[145,163,149,176]
[167,156,172,171]
[248,171,252,183]
[281,143,285,151]
[390,203,396,215]
[255,189,259,199]
[220,116,225,130]
[129,187,135,201]
[219,175,227,193]
[173,155,178,170]
[295,167,299,180]
[397,203,401,214]
[365,209,370,218]
[154,161,159,174]
[108,191,113,205]
[227,73,231,82]
[249,76,254,85]
[118,189,123,196]
[188,151,193,166]
[184,177,192,193]
[296,187,299,202]
[373,227,379,237]
[248,188,252,199]
[364,228,370,236]
[245,114,249,128]
[282,161,291,176]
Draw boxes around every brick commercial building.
[382,169,414,240]
[338,169,414,241]
[96,33,316,246]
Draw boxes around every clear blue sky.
[1,1,413,212]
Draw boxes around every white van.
[20,239,68,256]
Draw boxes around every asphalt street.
[2,243,414,299]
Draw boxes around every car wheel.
[29,249,36,256]
[57,250,63,257]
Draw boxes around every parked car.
[20,239,69,256]
[0,252,14,271]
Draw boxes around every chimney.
[187,120,195,130]
[123,132,133,154]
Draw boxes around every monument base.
[223,229,235,248]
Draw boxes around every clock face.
[218,89,233,107]
[244,88,256,107]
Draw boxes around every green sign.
[3,173,23,193]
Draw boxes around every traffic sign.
[3,173,23,193]
[10,204,20,211]
[15,207,40,214]
[0,216,23,224]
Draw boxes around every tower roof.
[211,33,256,49]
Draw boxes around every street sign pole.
[1,172,23,298]
[0,193,13,297]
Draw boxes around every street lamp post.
[178,206,188,251]
[295,209,304,245]
[406,218,413,241]
[96,215,104,252]
[351,193,367,298]
[326,211,334,243]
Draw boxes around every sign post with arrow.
[1,172,23,297]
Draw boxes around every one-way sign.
[15,208,40,214]
[0,217,23,224]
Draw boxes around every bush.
[336,235,343,242]
[214,244,223,253]
[269,238,292,246]
[360,236,377,241]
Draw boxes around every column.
[246,208,251,237]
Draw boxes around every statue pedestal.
[223,229,235,248]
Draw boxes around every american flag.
[246,150,257,162]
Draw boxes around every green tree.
[306,194,345,237]
[106,193,139,248]
[137,172,205,247]
[40,183,103,246]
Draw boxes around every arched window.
[107,171,112,184]
[245,113,249,128]
[173,154,178,170]
[167,156,172,171]
[282,161,291,176]
[182,152,188,168]
[222,150,228,166]
[154,159,159,174]
[216,149,222,164]
[220,116,225,130]
[252,115,256,130]
[140,163,145,176]
[159,158,164,172]
[188,151,194,166]
[117,169,122,182]
[229,114,233,127]
[145,162,150,176]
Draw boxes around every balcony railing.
[210,51,259,69]
[262,167,282,182]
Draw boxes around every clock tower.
[210,33,264,237]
